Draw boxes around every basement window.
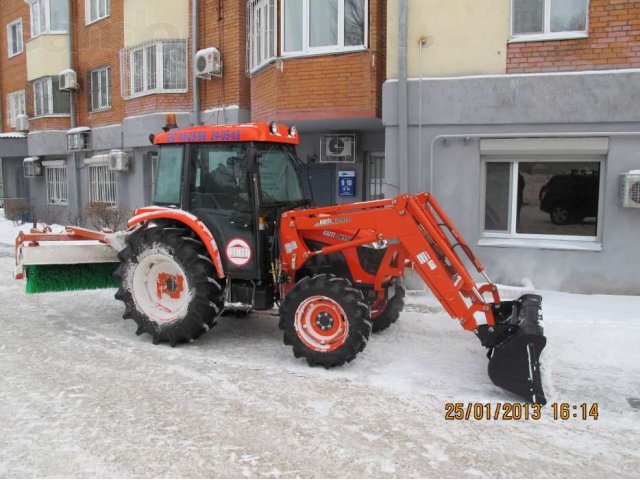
[44,161,68,206]
[88,161,117,205]
[511,0,589,42]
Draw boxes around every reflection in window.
[484,160,601,238]
[512,0,588,36]
[257,145,304,203]
[154,146,183,205]
[193,145,251,210]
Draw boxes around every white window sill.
[8,50,24,59]
[281,46,368,60]
[90,106,112,114]
[509,32,588,43]
[478,237,602,252]
[248,58,277,75]
[126,89,188,100]
[85,15,110,26]
[28,31,69,41]
[47,202,69,207]
[30,114,71,120]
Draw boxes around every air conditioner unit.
[59,69,79,91]
[109,149,129,172]
[619,171,640,208]
[67,127,91,151]
[320,135,356,163]
[195,47,222,79]
[16,114,29,132]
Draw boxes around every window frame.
[88,161,118,205]
[280,0,369,58]
[121,40,188,99]
[89,66,111,112]
[7,90,26,128]
[7,19,24,57]
[479,156,606,249]
[510,0,590,43]
[45,162,68,206]
[32,76,70,118]
[85,0,110,25]
[29,0,68,38]
[247,0,277,73]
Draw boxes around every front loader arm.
[279,193,499,332]
[280,193,547,404]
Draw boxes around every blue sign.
[338,170,356,197]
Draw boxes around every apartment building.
[0,0,386,225]
[384,0,640,294]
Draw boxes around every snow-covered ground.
[1,212,639,477]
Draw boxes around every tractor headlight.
[270,121,279,135]
[288,125,297,137]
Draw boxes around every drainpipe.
[68,0,82,219]
[397,0,409,193]
[192,0,201,126]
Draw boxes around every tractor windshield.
[256,144,304,204]
[154,145,184,205]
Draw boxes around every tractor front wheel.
[279,274,371,368]
[114,226,224,346]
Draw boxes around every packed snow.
[1,211,639,477]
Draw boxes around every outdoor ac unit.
[109,149,129,172]
[16,114,29,132]
[59,69,79,91]
[321,135,356,162]
[67,127,91,151]
[619,171,640,208]
[23,157,43,177]
[195,47,222,79]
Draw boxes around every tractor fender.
[127,207,225,278]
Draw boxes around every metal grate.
[46,165,68,206]
[120,39,188,99]
[89,164,117,204]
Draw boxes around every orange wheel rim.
[294,296,349,352]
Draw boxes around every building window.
[32,77,70,117]
[120,40,188,99]
[247,0,276,73]
[7,19,23,57]
[7,91,26,128]
[89,66,111,111]
[89,163,117,204]
[483,158,602,241]
[85,0,110,24]
[512,0,589,40]
[282,0,367,56]
[45,163,68,205]
[29,0,69,37]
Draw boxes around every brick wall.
[250,0,385,123]
[0,0,29,132]
[508,0,640,73]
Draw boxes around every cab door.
[188,144,260,280]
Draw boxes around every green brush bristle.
[25,263,120,294]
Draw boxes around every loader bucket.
[477,295,547,405]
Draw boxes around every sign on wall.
[338,170,356,197]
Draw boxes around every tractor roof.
[153,123,299,146]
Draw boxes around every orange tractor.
[15,121,546,404]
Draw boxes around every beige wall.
[387,0,510,79]
[124,0,189,47]
[26,35,70,81]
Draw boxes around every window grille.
[89,163,117,204]
[46,165,68,205]
[120,39,188,99]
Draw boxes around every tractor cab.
[150,121,309,309]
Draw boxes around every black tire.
[113,226,224,346]
[370,277,406,333]
[279,274,371,368]
[550,205,573,225]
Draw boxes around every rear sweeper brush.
[14,121,547,404]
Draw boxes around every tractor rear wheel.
[279,274,371,368]
[114,226,224,346]
[370,277,406,333]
